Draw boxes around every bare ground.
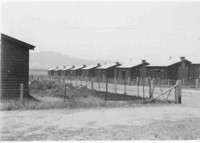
[1,90,200,140]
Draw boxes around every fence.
[29,75,182,103]
[0,83,25,103]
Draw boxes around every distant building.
[70,65,86,77]
[147,57,200,83]
[48,67,57,76]
[82,64,101,78]
[61,66,75,77]
[1,33,35,99]
[96,62,121,79]
[116,60,149,79]
[54,67,62,76]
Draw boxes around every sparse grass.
[0,80,170,111]
[0,95,144,111]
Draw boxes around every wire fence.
[29,75,183,103]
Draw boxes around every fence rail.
[29,75,182,104]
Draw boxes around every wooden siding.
[1,38,30,98]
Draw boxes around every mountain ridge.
[30,51,115,69]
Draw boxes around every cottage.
[48,67,57,76]
[61,66,74,77]
[82,64,101,78]
[96,62,121,79]
[70,65,86,77]
[1,33,35,99]
[117,60,149,80]
[147,57,196,83]
[54,67,62,77]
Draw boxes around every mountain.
[30,51,115,69]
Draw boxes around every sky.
[1,1,200,64]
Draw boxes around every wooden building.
[54,67,62,77]
[1,33,35,99]
[96,62,121,79]
[147,57,199,83]
[82,64,101,78]
[48,67,57,76]
[70,65,86,77]
[61,66,75,77]
[116,60,149,79]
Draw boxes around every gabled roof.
[62,66,74,71]
[48,67,57,71]
[147,59,192,67]
[54,67,63,71]
[117,62,149,69]
[1,33,35,50]
[96,64,117,70]
[82,65,100,70]
[71,65,86,71]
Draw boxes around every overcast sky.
[2,1,200,64]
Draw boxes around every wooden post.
[20,83,24,103]
[91,79,94,91]
[142,78,145,100]
[128,77,130,85]
[124,79,126,95]
[196,79,199,89]
[76,77,78,87]
[114,78,117,94]
[98,79,100,91]
[136,77,139,97]
[105,80,108,101]
[150,79,155,98]
[64,83,66,101]
[175,80,182,104]
[167,79,170,87]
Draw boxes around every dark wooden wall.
[1,38,29,98]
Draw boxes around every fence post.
[167,79,170,87]
[124,79,126,95]
[175,80,182,104]
[136,77,139,97]
[98,79,100,91]
[91,79,94,91]
[20,83,24,103]
[105,80,108,101]
[75,77,77,87]
[142,78,145,100]
[64,83,66,101]
[127,77,130,85]
[150,79,155,98]
[114,78,117,94]
[196,79,199,89]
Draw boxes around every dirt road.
[1,90,200,140]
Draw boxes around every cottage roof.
[71,65,86,70]
[117,62,149,69]
[54,67,62,71]
[147,57,191,67]
[48,67,57,71]
[1,33,35,50]
[62,66,74,70]
[96,64,117,70]
[82,65,99,70]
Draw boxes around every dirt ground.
[1,90,200,140]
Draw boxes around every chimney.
[116,62,120,66]
[142,60,146,63]
[72,65,75,68]
[180,56,185,61]
[63,66,66,68]
[83,64,86,67]
[97,63,101,67]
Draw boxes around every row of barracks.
[48,57,200,82]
